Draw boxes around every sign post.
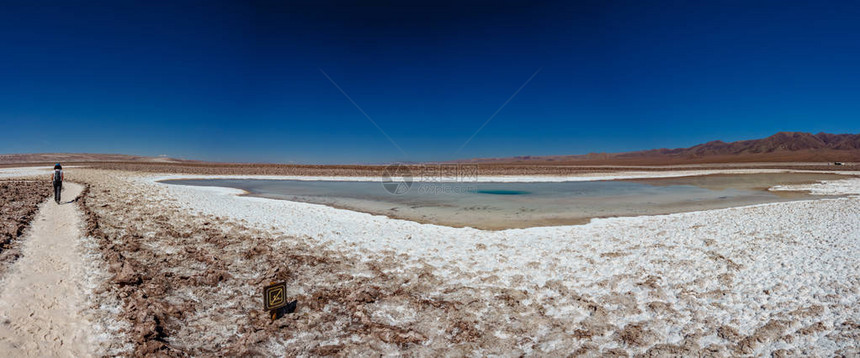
[264,281,288,319]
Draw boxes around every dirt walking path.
[0,182,94,357]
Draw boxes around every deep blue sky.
[2,1,859,163]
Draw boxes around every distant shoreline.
[1,161,856,177]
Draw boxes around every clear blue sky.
[2,1,859,164]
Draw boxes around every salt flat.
[141,170,860,356]
[2,167,857,355]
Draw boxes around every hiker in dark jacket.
[52,163,63,204]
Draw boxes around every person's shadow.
[59,197,80,205]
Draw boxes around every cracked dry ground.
[0,180,50,277]
[73,170,859,357]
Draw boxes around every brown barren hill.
[0,153,199,166]
[457,132,860,165]
[2,132,857,175]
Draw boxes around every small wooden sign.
[264,282,287,311]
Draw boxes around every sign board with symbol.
[264,282,287,311]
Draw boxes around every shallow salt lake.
[163,173,848,230]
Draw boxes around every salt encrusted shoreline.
[0,166,84,179]
[145,170,860,355]
[2,167,858,355]
[0,167,54,179]
[149,168,859,183]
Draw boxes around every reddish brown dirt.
[75,177,494,356]
[0,180,50,277]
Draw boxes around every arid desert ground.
[0,163,858,357]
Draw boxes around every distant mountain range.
[0,153,198,165]
[3,132,858,166]
[458,132,860,165]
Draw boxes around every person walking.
[52,163,63,204]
